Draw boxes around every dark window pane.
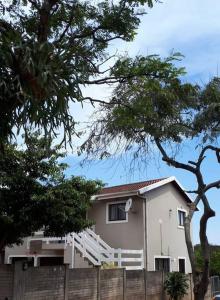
[118,203,126,220]
[178,210,186,226]
[179,259,185,273]
[109,203,126,221]
[155,258,170,272]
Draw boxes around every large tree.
[81,55,220,300]
[0,0,157,145]
[0,133,102,252]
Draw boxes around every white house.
[4,176,194,273]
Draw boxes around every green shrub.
[101,262,118,269]
[164,272,189,300]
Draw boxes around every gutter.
[92,190,139,201]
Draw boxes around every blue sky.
[62,1,220,245]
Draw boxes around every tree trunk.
[0,235,7,254]
[185,200,215,300]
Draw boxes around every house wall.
[4,239,64,264]
[5,241,91,268]
[88,196,144,250]
[145,183,192,273]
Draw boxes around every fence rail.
[17,229,144,269]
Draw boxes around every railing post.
[82,233,86,257]
[97,235,102,264]
[141,250,144,269]
[118,248,122,268]
[26,238,30,250]
[70,233,75,269]
[34,256,38,267]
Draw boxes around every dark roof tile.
[99,178,165,195]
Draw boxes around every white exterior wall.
[145,183,192,273]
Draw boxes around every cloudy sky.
[64,0,220,245]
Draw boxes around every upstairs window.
[107,202,127,223]
[178,209,186,227]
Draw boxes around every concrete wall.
[0,264,212,300]
[88,196,144,250]
[146,183,192,273]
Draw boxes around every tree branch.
[197,145,220,167]
[38,0,59,43]
[154,139,197,174]
[205,179,220,192]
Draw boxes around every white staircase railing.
[26,229,144,270]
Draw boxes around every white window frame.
[106,201,128,224]
[154,255,171,272]
[178,256,186,273]
[177,208,187,229]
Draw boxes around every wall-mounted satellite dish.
[125,198,133,212]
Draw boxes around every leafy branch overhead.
[0,0,158,144]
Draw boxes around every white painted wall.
[145,183,192,273]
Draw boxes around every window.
[107,202,127,223]
[178,258,186,273]
[178,209,186,227]
[155,257,170,272]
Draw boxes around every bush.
[164,272,189,300]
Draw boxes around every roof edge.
[92,176,195,207]
[92,190,139,201]
[139,176,194,204]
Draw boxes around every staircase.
[65,228,115,268]
[9,229,144,270]
[65,228,143,270]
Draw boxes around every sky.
[61,0,220,245]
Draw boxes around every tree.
[195,244,220,277]
[0,133,102,252]
[164,272,189,300]
[80,55,220,300]
[0,0,157,145]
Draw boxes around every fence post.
[161,271,165,300]
[13,261,26,300]
[144,269,147,300]
[97,266,100,300]
[123,268,126,300]
[64,264,69,300]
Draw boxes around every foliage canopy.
[0,0,157,144]
[0,133,102,251]
[195,244,220,277]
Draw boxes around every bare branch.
[205,179,220,192]
[185,190,198,194]
[155,139,197,174]
[197,145,220,167]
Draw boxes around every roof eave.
[92,190,139,201]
